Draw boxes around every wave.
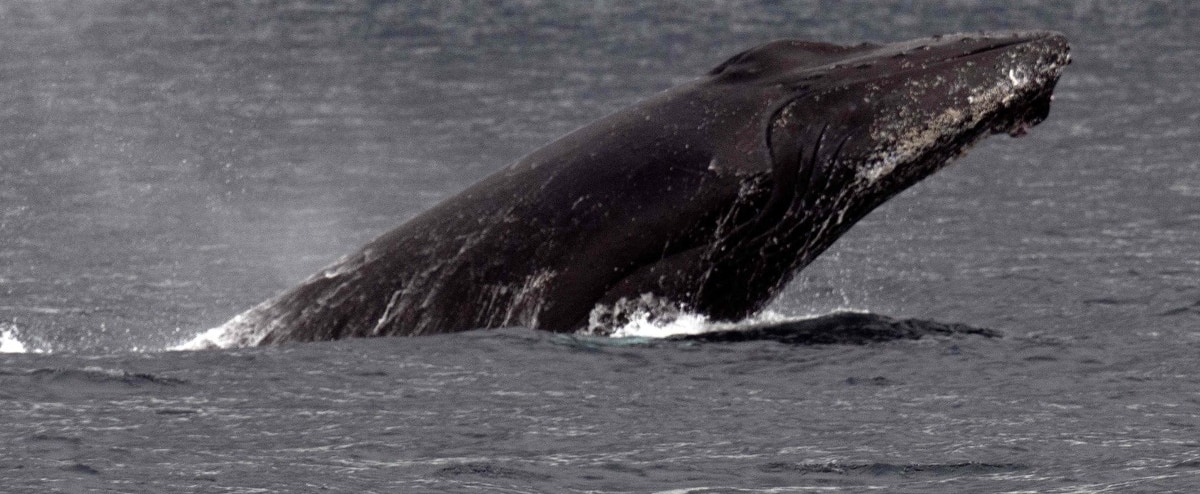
[171,306,999,351]
[668,311,1001,345]
[16,367,189,387]
[758,461,1026,476]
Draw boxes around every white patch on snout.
[859,54,1061,186]
[1008,67,1028,87]
[861,104,966,185]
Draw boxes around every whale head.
[741,32,1070,188]
[681,31,1071,321]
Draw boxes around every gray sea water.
[2,1,1199,492]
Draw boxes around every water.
[2,1,1199,491]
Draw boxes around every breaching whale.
[212,31,1070,345]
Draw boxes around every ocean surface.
[2,1,1199,492]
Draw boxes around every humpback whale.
[214,31,1070,345]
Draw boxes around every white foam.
[609,310,713,338]
[170,327,229,351]
[169,303,868,349]
[1,325,35,353]
[1,329,27,353]
[610,306,882,339]
[607,308,824,339]
[168,314,256,351]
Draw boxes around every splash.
[170,327,231,351]
[1,324,44,354]
[591,293,834,339]
[168,314,259,351]
[170,294,870,349]
[608,310,713,338]
[1,328,27,353]
[611,309,870,339]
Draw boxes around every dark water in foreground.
[2,1,1200,492]
[3,328,1197,492]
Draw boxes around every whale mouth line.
[794,31,1065,78]
[954,35,1041,60]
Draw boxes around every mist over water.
[3,1,1200,492]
